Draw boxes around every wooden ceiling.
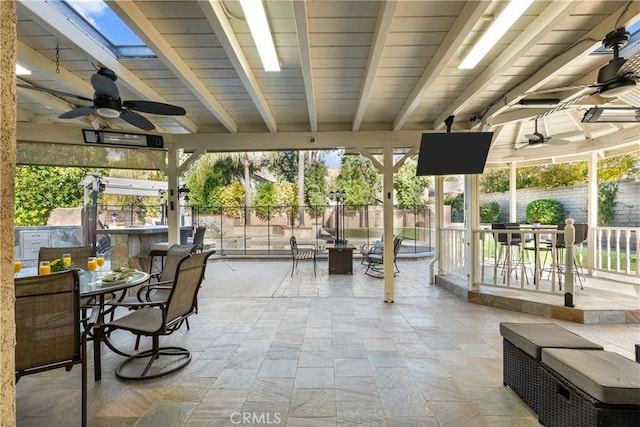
[15,1,640,167]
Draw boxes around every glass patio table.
[80,268,150,381]
[16,267,150,381]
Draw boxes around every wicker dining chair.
[103,250,214,380]
[15,269,87,427]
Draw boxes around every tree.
[14,166,91,226]
[480,169,510,193]
[394,158,431,208]
[275,181,298,225]
[444,193,464,223]
[335,156,380,207]
[185,153,256,213]
[598,153,640,181]
[532,163,587,188]
[304,160,328,216]
[254,182,278,221]
[260,151,298,181]
[220,182,245,217]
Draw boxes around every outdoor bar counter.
[97,225,192,272]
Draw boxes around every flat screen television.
[416,132,493,176]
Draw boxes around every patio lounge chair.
[15,269,88,427]
[103,250,214,380]
[290,236,316,276]
[188,226,206,252]
[364,235,404,277]
[360,239,383,266]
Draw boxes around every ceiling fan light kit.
[17,67,185,131]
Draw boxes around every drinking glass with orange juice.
[39,261,51,275]
[14,258,22,274]
[62,253,72,267]
[87,256,98,273]
[96,253,105,271]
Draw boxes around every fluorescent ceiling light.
[16,63,31,75]
[458,0,534,70]
[239,0,280,72]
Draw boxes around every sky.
[66,0,144,46]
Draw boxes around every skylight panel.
[58,0,154,57]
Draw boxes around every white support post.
[383,143,394,302]
[509,162,517,222]
[432,175,445,280]
[166,146,180,245]
[587,152,598,276]
[464,174,479,290]
[564,218,575,307]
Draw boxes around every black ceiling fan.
[524,27,640,105]
[517,118,574,149]
[17,67,186,131]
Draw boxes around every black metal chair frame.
[492,223,529,284]
[360,239,383,266]
[190,226,206,252]
[290,236,316,276]
[364,235,404,277]
[15,269,88,427]
[544,223,588,290]
[101,251,214,381]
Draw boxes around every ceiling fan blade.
[17,83,92,102]
[59,106,95,119]
[91,72,119,99]
[123,100,186,116]
[550,130,584,140]
[546,137,571,145]
[120,109,155,131]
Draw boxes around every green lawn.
[479,237,637,272]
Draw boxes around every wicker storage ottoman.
[499,322,603,415]
[540,348,640,427]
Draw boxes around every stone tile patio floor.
[16,258,640,426]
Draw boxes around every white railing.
[593,226,639,277]
[474,227,566,294]
[440,227,466,278]
[440,223,639,294]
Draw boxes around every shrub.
[444,193,464,223]
[525,199,565,225]
[480,202,501,223]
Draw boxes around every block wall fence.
[479,178,640,226]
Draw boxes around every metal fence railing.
[98,203,436,256]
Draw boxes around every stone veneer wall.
[479,178,640,226]
[1,1,17,423]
